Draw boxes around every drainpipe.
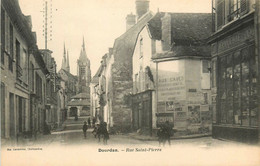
[156,62,158,128]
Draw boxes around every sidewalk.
[128,132,211,141]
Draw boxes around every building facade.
[40,49,58,128]
[132,12,212,135]
[1,0,49,144]
[209,0,259,143]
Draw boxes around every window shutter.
[217,0,225,29]
[240,0,248,16]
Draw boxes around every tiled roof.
[148,12,212,59]
[112,11,154,59]
[71,93,90,99]
[170,13,212,46]
[67,99,90,106]
[59,69,78,80]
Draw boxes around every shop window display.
[217,46,257,127]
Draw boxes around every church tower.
[77,37,91,93]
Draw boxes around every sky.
[19,0,211,76]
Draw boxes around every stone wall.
[110,61,133,133]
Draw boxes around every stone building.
[40,49,58,127]
[209,0,259,143]
[90,67,101,121]
[91,0,154,132]
[1,0,48,144]
[132,12,212,135]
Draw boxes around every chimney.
[108,48,113,56]
[136,0,150,19]
[25,15,32,30]
[126,13,136,31]
[161,13,172,51]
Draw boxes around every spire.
[82,36,86,51]
[64,42,66,55]
[61,42,67,70]
[66,50,70,72]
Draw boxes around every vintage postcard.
[1,0,260,165]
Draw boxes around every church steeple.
[61,42,67,71]
[82,37,86,51]
[66,50,70,73]
[77,36,91,93]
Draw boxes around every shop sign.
[156,113,174,126]
[218,25,254,53]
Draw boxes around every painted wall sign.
[158,75,185,101]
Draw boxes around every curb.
[128,134,212,141]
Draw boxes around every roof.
[67,99,90,106]
[112,11,154,59]
[71,93,90,99]
[148,12,212,59]
[170,13,212,46]
[59,69,78,80]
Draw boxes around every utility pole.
[42,0,53,49]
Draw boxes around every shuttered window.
[1,8,5,64]
[217,0,225,29]
[240,0,249,15]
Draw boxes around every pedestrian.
[101,122,109,145]
[163,121,172,146]
[96,123,102,142]
[88,117,91,126]
[83,121,88,139]
[92,124,98,138]
[92,117,96,127]
[157,126,165,146]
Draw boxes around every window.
[227,0,249,22]
[9,23,13,72]
[202,60,209,73]
[36,73,43,101]
[216,0,225,29]
[1,83,5,137]
[16,40,22,79]
[30,62,34,91]
[140,38,143,59]
[1,8,5,64]
[212,59,217,88]
[217,46,257,126]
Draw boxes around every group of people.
[82,120,109,145]
[157,121,173,146]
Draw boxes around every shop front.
[132,90,153,135]
[211,23,259,143]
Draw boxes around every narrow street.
[3,130,260,166]
[32,129,253,149]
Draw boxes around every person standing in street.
[87,117,91,126]
[83,121,88,139]
[101,122,109,145]
[163,121,173,146]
